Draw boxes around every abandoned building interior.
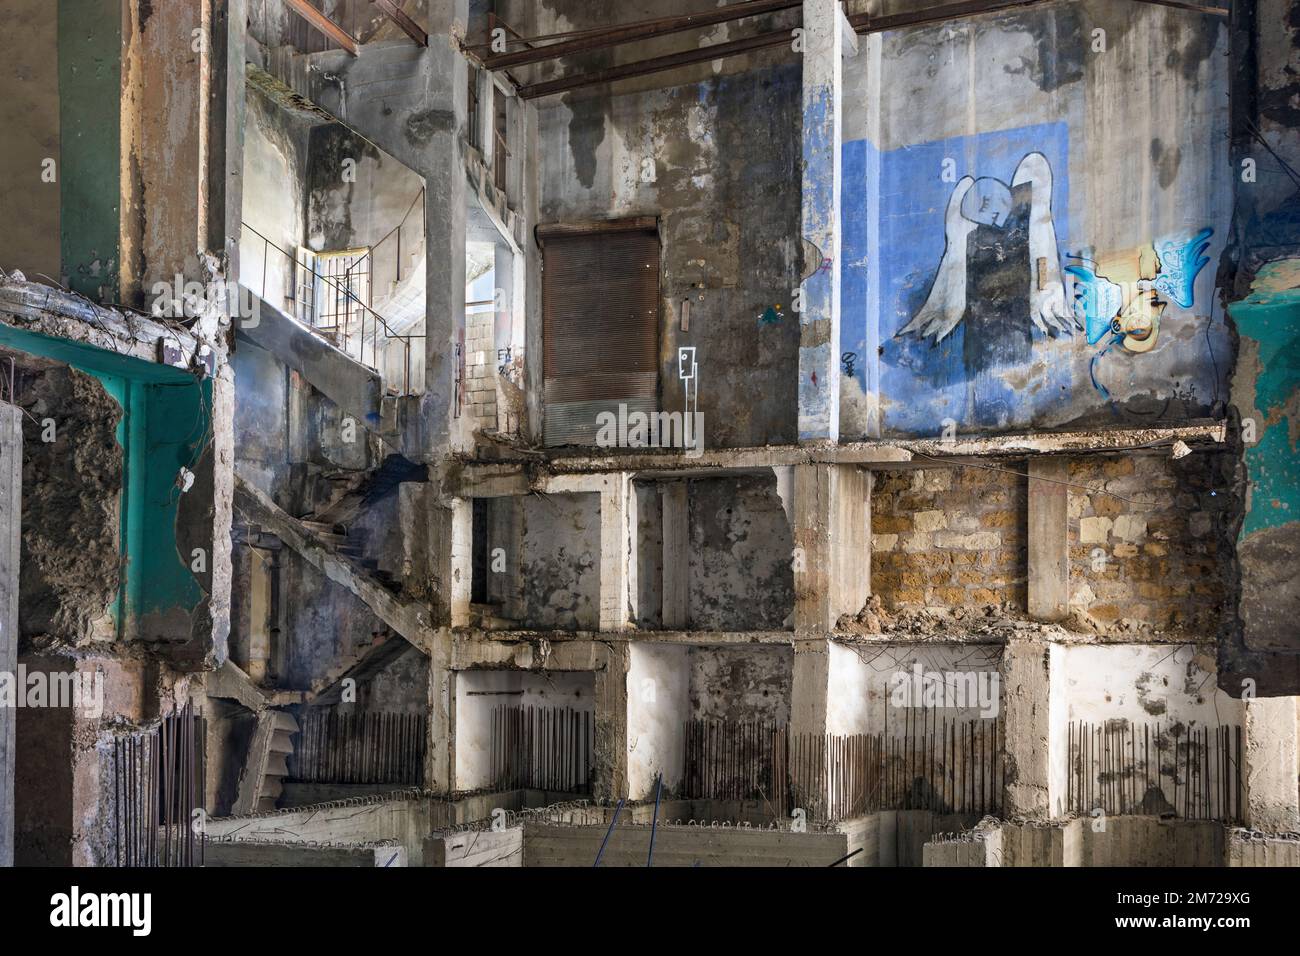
[0,0,1297,870]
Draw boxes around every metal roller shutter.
[542,223,660,446]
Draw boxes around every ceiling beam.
[484,0,799,71]
[518,29,791,99]
[370,0,428,46]
[284,0,359,56]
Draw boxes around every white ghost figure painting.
[898,152,1076,354]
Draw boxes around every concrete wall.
[627,643,690,798]
[241,86,313,314]
[523,821,847,867]
[531,59,803,448]
[925,816,1229,867]
[827,641,1002,736]
[453,669,595,791]
[688,475,795,630]
[843,1,1231,437]
[0,0,60,280]
[205,840,407,867]
[520,491,600,630]
[688,645,792,724]
[1048,642,1245,817]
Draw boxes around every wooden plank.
[284,0,358,55]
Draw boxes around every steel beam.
[284,0,358,55]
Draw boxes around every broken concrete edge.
[445,421,1230,494]
[233,473,439,654]
[446,626,1222,652]
[0,275,227,373]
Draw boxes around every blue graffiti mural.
[842,122,1072,434]
[842,121,1223,435]
[1066,228,1215,403]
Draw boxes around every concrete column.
[593,642,630,801]
[425,634,453,793]
[790,637,831,817]
[798,0,854,442]
[793,464,834,633]
[1243,696,1300,832]
[790,638,830,738]
[1002,639,1051,819]
[660,482,689,630]
[0,404,20,866]
[447,498,473,628]
[792,464,869,633]
[1028,458,1069,621]
[599,474,632,632]
[246,546,273,682]
[476,67,495,167]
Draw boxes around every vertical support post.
[425,634,453,793]
[793,464,834,633]
[660,482,689,630]
[793,463,867,633]
[594,642,629,802]
[599,474,632,633]
[1028,457,1069,621]
[1002,639,1051,819]
[0,404,21,867]
[798,0,851,443]
[477,68,496,168]
[447,497,473,628]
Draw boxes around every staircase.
[234,709,299,814]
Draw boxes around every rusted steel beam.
[848,0,1226,35]
[371,0,427,46]
[284,0,358,55]
[484,0,798,71]
[847,0,1052,33]
[518,29,791,100]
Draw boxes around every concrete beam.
[444,423,1228,491]
[237,296,387,438]
[797,0,847,442]
[1027,457,1069,622]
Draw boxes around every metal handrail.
[240,221,424,395]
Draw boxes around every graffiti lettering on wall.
[1066,228,1214,400]
[841,351,857,380]
[897,152,1077,372]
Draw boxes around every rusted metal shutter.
[542,221,660,446]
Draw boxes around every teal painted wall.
[0,326,209,638]
[58,0,121,299]
[1231,277,1300,538]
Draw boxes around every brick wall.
[1066,453,1230,632]
[870,468,1027,610]
[464,310,497,430]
